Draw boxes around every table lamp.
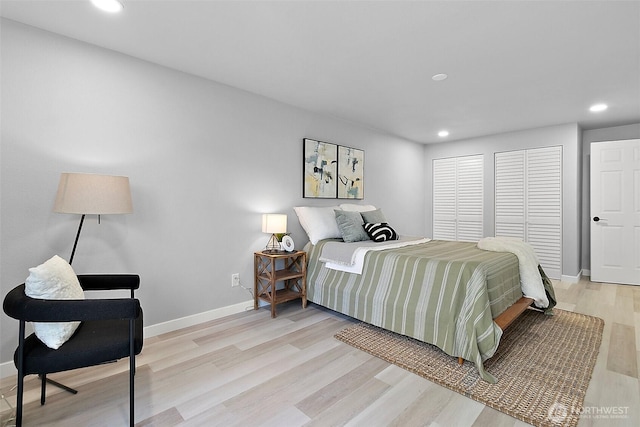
[262,214,287,253]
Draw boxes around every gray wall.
[3,18,638,370]
[581,123,640,272]
[0,20,425,365]
[424,123,582,278]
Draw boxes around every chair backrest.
[3,284,140,323]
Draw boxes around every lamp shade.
[261,214,287,234]
[53,173,133,215]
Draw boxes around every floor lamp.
[50,172,133,394]
[54,172,133,264]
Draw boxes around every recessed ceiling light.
[91,0,124,13]
[589,103,608,112]
[432,73,448,82]
[438,130,449,137]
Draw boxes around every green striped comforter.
[307,239,523,383]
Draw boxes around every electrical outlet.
[231,273,240,287]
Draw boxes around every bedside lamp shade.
[262,214,287,252]
[262,214,287,234]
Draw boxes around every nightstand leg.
[253,256,259,310]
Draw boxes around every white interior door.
[590,139,640,285]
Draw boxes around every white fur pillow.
[25,255,84,349]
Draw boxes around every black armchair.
[2,274,143,427]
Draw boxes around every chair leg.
[16,321,25,427]
[129,319,135,427]
[16,374,24,427]
[129,359,134,427]
[42,376,78,395]
[40,374,46,405]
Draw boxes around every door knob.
[593,216,605,222]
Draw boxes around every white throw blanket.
[477,237,549,308]
[320,237,431,275]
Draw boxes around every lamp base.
[264,234,282,253]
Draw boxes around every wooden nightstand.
[254,250,307,318]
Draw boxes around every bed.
[295,205,555,383]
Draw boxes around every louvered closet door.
[433,155,483,242]
[526,147,562,279]
[457,156,484,241]
[433,157,457,240]
[495,146,562,279]
[495,151,526,238]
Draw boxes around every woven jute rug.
[335,308,604,427]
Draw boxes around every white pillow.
[25,255,84,349]
[339,203,377,212]
[293,206,342,244]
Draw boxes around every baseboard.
[0,299,254,380]
[143,299,254,337]
[0,361,16,381]
[582,269,591,277]
[561,270,582,283]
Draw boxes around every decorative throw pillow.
[25,255,84,349]
[334,210,370,243]
[293,206,342,245]
[364,223,399,242]
[361,208,387,224]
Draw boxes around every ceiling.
[2,0,639,144]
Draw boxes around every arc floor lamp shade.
[54,173,133,265]
[54,173,133,214]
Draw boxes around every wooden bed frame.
[457,296,535,365]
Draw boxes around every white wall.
[0,20,425,366]
[581,123,640,272]
[423,123,582,279]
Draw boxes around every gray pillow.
[361,208,387,224]
[334,210,370,243]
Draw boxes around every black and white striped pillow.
[363,223,398,242]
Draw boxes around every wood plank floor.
[1,277,639,426]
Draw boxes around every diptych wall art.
[337,145,364,199]
[303,138,364,199]
[303,138,338,198]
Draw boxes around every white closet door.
[433,155,483,241]
[495,150,526,238]
[457,156,484,241]
[495,146,562,279]
[433,157,457,240]
[526,146,562,279]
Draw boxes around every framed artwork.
[303,138,338,198]
[338,145,364,199]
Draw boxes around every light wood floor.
[1,277,639,426]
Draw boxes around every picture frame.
[303,138,338,198]
[337,145,364,199]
